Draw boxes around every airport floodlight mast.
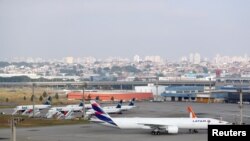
[32,83,36,118]
[10,117,16,141]
[82,82,87,117]
[208,78,211,104]
[238,88,243,125]
[156,80,158,101]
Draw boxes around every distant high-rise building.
[84,56,96,63]
[133,55,140,63]
[194,53,201,64]
[144,56,162,63]
[204,57,208,62]
[65,57,74,64]
[189,53,194,63]
[189,53,201,64]
[180,56,188,62]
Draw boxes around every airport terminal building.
[161,85,250,103]
[215,86,250,103]
[161,86,202,102]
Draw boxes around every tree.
[31,95,34,102]
[156,72,164,77]
[87,94,91,100]
[95,96,100,101]
[123,65,140,73]
[42,91,47,97]
[110,96,114,103]
[39,96,43,101]
[23,96,26,101]
[55,93,59,100]
[5,98,9,102]
[203,67,209,73]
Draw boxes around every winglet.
[187,106,197,118]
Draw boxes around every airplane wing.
[137,123,168,129]
[137,123,179,134]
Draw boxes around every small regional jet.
[46,101,85,119]
[66,101,92,110]
[103,98,136,111]
[12,96,52,116]
[89,100,230,135]
[86,100,123,116]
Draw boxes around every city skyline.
[0,53,249,63]
[1,0,250,60]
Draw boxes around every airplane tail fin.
[79,101,84,107]
[43,96,52,105]
[116,100,123,108]
[79,101,85,112]
[187,106,197,118]
[90,100,117,126]
[128,98,135,106]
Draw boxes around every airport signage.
[208,125,250,140]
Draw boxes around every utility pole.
[208,78,211,104]
[155,78,159,101]
[82,82,87,117]
[239,88,243,125]
[10,116,16,141]
[32,83,35,118]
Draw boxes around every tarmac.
[0,101,250,141]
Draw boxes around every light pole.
[32,83,35,118]
[10,116,16,141]
[82,82,87,117]
[238,88,243,125]
[155,78,159,101]
[208,78,211,104]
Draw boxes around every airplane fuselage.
[13,105,51,115]
[95,117,228,130]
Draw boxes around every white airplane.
[66,101,92,110]
[119,98,136,111]
[102,98,136,111]
[12,97,52,116]
[90,101,230,135]
[86,100,122,116]
[46,101,85,119]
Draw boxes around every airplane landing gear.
[151,129,161,135]
[189,129,198,134]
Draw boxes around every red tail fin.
[187,106,197,118]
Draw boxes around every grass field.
[0,87,90,128]
[0,106,15,109]
[0,115,89,128]
[0,87,81,105]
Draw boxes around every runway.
[0,101,249,141]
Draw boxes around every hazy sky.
[0,0,250,60]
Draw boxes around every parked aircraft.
[46,101,84,119]
[12,96,52,116]
[90,101,230,135]
[103,98,136,111]
[86,100,123,116]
